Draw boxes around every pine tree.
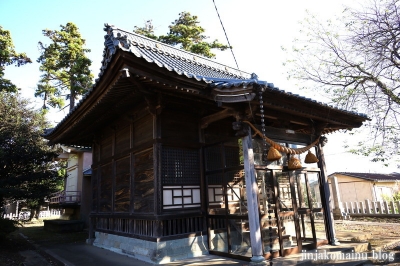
[0,26,31,92]
[134,12,230,58]
[36,22,93,111]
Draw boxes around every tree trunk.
[70,90,75,111]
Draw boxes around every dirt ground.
[337,218,400,249]
[1,218,400,265]
[335,218,400,265]
[0,220,87,266]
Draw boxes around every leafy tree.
[35,22,93,111]
[0,26,31,92]
[284,0,400,167]
[0,91,63,219]
[134,12,230,58]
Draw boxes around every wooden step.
[261,226,286,235]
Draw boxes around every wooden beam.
[200,108,236,129]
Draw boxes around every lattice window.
[162,185,201,210]
[204,145,223,171]
[225,146,240,168]
[161,147,200,185]
[207,173,223,185]
[224,169,244,184]
[205,144,240,171]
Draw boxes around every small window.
[162,185,201,210]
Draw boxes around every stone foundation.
[93,232,208,264]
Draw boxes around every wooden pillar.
[241,124,266,264]
[316,137,340,246]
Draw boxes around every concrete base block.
[92,231,209,264]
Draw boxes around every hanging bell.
[304,150,319,164]
[267,146,282,161]
[288,156,302,170]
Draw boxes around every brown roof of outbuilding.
[330,172,400,182]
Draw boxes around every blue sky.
[1,0,397,173]
[1,0,349,111]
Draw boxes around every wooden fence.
[91,213,205,240]
[3,209,61,220]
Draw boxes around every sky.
[1,0,398,174]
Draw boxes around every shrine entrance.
[205,139,328,260]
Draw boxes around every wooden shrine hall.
[44,24,369,264]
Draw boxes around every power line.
[212,0,240,70]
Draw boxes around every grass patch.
[19,220,87,247]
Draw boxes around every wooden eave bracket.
[200,108,237,129]
[145,95,162,116]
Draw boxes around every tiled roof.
[101,24,368,118]
[44,24,369,138]
[101,24,250,80]
[330,172,400,182]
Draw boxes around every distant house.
[43,24,368,264]
[50,146,92,226]
[328,172,400,204]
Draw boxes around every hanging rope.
[242,121,320,154]
[212,0,240,71]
